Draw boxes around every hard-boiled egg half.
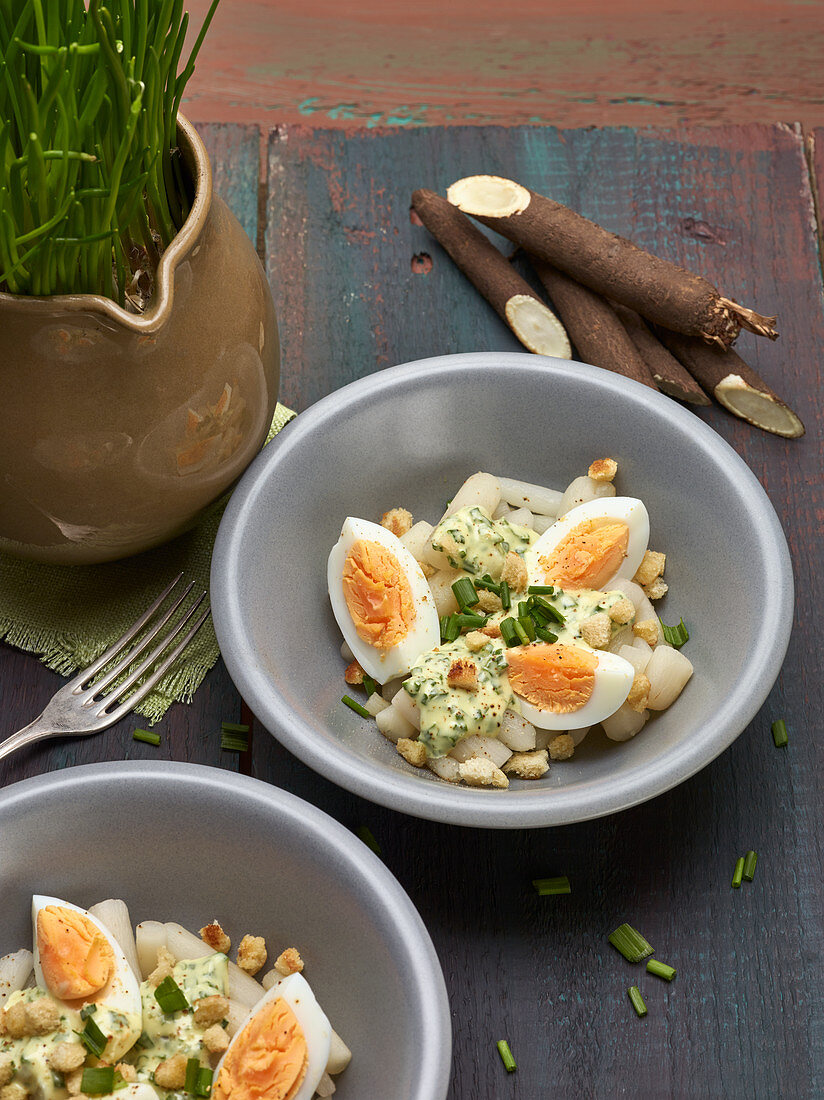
[213,972,331,1100]
[527,497,649,591]
[506,642,635,730]
[31,895,142,1061]
[328,517,440,682]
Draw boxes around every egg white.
[31,895,142,1060]
[328,517,440,681]
[526,497,650,590]
[215,973,331,1100]
[508,648,636,730]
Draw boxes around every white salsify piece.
[602,703,649,742]
[494,475,563,517]
[0,950,34,1007]
[440,471,501,523]
[135,921,167,980]
[557,475,616,518]
[645,647,694,710]
[163,922,265,1009]
[497,710,537,752]
[89,900,141,982]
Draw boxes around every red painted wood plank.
[181,0,824,130]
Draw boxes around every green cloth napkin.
[0,403,295,722]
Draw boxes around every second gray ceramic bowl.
[0,762,451,1099]
[212,353,793,828]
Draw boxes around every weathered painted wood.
[261,123,824,1098]
[0,122,264,789]
[181,0,824,132]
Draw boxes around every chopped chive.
[499,580,511,611]
[628,986,647,1017]
[133,728,161,747]
[81,1068,115,1095]
[660,617,689,648]
[534,626,558,644]
[742,850,758,882]
[220,726,250,751]
[220,722,250,733]
[532,876,571,896]
[356,825,382,856]
[453,612,487,631]
[513,621,530,646]
[362,675,379,697]
[541,602,566,625]
[76,1015,107,1058]
[342,695,371,720]
[475,575,502,595]
[771,719,788,748]
[496,1039,517,1072]
[608,923,654,962]
[528,585,555,595]
[520,615,536,641]
[440,614,461,643]
[646,959,677,981]
[452,577,479,611]
[154,975,189,1014]
[79,1003,97,1020]
[185,1058,199,1095]
[195,1068,213,1098]
[731,857,745,889]
[500,618,521,648]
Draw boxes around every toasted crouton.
[202,1025,230,1055]
[0,1057,14,1089]
[47,1042,86,1073]
[0,1084,27,1100]
[274,947,305,976]
[627,672,651,712]
[447,658,478,691]
[608,596,635,625]
[580,612,611,649]
[237,935,267,975]
[343,660,364,685]
[2,1001,27,1040]
[148,946,178,987]
[396,737,427,767]
[481,622,502,639]
[501,551,528,593]
[458,757,509,788]
[588,457,618,482]
[114,1064,137,1083]
[380,507,413,537]
[633,619,659,646]
[548,734,575,761]
[643,577,669,601]
[200,920,231,955]
[25,997,60,1036]
[633,550,666,587]
[154,1053,188,1089]
[464,630,489,653]
[476,589,502,613]
[65,1068,84,1096]
[193,994,230,1028]
[503,749,549,780]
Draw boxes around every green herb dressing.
[430,506,535,578]
[507,589,630,647]
[130,954,228,1084]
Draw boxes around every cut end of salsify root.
[504,294,572,358]
[715,374,805,438]
[447,175,531,218]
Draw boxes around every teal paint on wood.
[262,122,824,1098]
[199,122,261,247]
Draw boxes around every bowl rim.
[0,760,453,1100]
[212,351,794,829]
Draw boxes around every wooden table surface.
[2,121,823,1098]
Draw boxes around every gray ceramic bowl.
[212,352,793,828]
[0,761,451,1100]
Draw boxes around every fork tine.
[103,605,212,724]
[80,579,196,699]
[94,591,207,714]
[64,573,186,690]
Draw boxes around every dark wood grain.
[262,123,824,1099]
[2,122,823,1100]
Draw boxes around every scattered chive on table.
[1,119,822,1097]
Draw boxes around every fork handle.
[0,717,57,764]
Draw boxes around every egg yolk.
[36,906,114,1000]
[507,642,597,713]
[213,997,308,1100]
[342,538,416,649]
[539,519,629,590]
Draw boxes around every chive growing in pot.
[0,0,219,308]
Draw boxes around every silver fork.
[0,574,211,763]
